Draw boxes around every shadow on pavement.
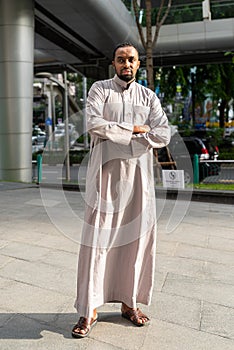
[0,312,125,339]
[0,313,76,339]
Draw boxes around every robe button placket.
[122,91,131,124]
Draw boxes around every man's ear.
[137,60,141,69]
[112,61,115,68]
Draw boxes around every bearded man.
[72,42,170,338]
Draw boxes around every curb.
[39,183,234,205]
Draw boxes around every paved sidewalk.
[0,182,233,349]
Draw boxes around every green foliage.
[155,66,190,101]
[194,183,234,191]
[32,149,89,165]
[69,150,89,165]
[224,51,234,64]
[121,0,131,11]
[211,0,234,20]
[156,62,234,126]
[76,134,90,144]
[205,64,234,102]
[206,128,224,145]
[67,73,95,109]
[219,151,234,160]
[137,0,234,26]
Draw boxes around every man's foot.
[121,303,150,327]
[72,310,97,338]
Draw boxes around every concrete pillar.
[202,0,211,21]
[0,0,34,182]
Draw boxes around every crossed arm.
[132,125,150,134]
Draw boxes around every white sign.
[162,170,185,189]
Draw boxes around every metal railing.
[199,160,234,184]
[122,0,234,25]
[164,0,234,24]
[33,152,234,186]
[154,153,234,186]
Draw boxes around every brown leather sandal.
[71,316,98,338]
[121,308,150,327]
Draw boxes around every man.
[72,42,170,338]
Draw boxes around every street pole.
[191,72,196,127]
[50,81,56,143]
[63,70,70,181]
[83,76,89,149]
[66,64,89,149]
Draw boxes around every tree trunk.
[219,99,227,128]
[145,0,154,90]
[132,0,172,91]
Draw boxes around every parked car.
[156,135,219,184]
[224,127,234,138]
[182,136,209,160]
[32,127,46,153]
[223,127,234,146]
[32,127,46,145]
[202,137,219,160]
[179,129,220,160]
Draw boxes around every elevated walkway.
[153,18,234,66]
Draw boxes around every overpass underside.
[34,0,234,79]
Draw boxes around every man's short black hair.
[112,42,139,60]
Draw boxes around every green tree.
[67,73,94,109]
[155,62,234,128]
[156,66,190,102]
[132,0,172,91]
[195,63,234,128]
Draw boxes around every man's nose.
[124,60,131,67]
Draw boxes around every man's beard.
[117,72,134,82]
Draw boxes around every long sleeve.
[87,81,133,145]
[133,93,171,149]
[145,94,171,148]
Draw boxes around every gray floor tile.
[201,302,234,339]
[162,272,234,307]
[143,318,234,350]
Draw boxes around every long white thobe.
[75,75,170,318]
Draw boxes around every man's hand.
[133,125,150,134]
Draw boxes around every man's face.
[112,46,140,82]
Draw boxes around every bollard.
[193,154,199,184]
[37,154,42,184]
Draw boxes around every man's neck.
[125,77,135,88]
[113,74,135,89]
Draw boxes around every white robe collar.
[113,74,135,90]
